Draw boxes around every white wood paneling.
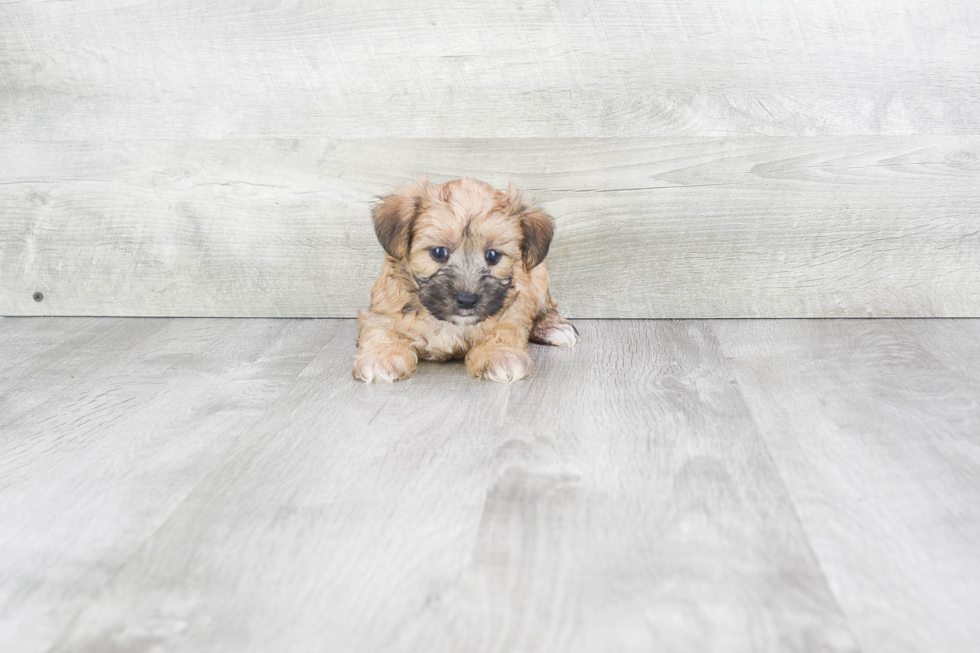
[1,0,978,316]
[2,137,978,317]
[2,0,978,138]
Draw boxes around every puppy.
[354,177,578,383]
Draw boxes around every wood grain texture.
[3,137,979,317]
[0,317,340,653]
[1,0,978,139]
[0,318,863,653]
[2,0,979,317]
[716,319,980,653]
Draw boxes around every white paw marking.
[353,352,414,384]
[539,323,579,347]
[483,351,531,383]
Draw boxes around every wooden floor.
[1,318,978,653]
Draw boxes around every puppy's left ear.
[372,177,430,260]
[506,182,554,270]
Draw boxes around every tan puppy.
[354,177,578,383]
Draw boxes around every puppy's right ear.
[372,178,429,259]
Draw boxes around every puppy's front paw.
[466,346,531,383]
[353,348,418,383]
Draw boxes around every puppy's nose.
[455,292,479,308]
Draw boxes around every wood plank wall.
[1,1,978,317]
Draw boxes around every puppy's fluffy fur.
[354,177,577,383]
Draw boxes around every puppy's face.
[372,178,553,326]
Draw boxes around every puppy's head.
[372,177,554,325]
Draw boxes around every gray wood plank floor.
[1,318,978,653]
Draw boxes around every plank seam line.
[716,328,868,653]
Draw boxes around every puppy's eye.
[485,249,502,266]
[430,246,449,262]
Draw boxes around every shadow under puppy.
[354,177,578,383]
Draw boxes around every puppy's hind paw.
[531,313,579,347]
[467,346,531,383]
[353,349,417,383]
